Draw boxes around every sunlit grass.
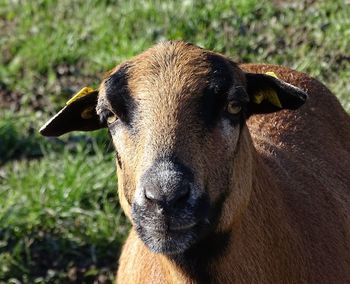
[0,138,128,282]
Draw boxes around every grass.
[0,143,128,282]
[1,0,349,282]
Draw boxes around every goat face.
[96,42,307,255]
[96,42,253,255]
[40,41,307,256]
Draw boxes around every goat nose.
[139,160,194,208]
[144,182,191,207]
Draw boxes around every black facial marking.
[199,54,237,128]
[104,64,135,125]
[167,185,231,281]
[167,185,230,266]
[115,150,122,169]
[198,55,255,130]
[200,86,227,128]
[171,232,231,283]
[224,86,250,127]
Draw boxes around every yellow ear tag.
[252,93,264,104]
[265,71,279,79]
[66,87,95,106]
[253,72,282,108]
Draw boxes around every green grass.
[0,130,128,282]
[1,0,350,282]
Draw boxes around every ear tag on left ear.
[66,87,95,106]
[65,87,97,120]
[253,72,282,108]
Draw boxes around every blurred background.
[0,0,349,283]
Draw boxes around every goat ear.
[39,87,104,137]
[245,72,307,114]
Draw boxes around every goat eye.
[100,110,118,125]
[226,101,241,115]
[107,113,118,124]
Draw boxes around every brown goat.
[40,41,350,283]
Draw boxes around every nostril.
[176,189,190,204]
[143,183,191,207]
[144,188,157,201]
[144,186,166,206]
[173,183,191,205]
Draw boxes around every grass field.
[1,0,350,283]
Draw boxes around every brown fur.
[95,42,350,283]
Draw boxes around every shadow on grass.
[0,111,113,167]
[0,226,123,283]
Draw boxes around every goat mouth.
[131,194,211,254]
[138,216,199,232]
[145,221,199,234]
[169,222,197,231]
[132,211,204,254]
[135,221,202,255]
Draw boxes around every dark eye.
[225,101,242,115]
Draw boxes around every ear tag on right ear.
[252,72,283,108]
[66,87,95,106]
[265,71,279,79]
